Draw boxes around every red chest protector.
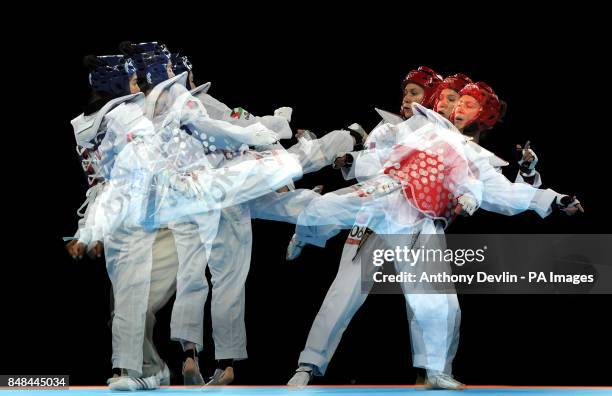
[384,143,464,220]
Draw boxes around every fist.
[455,194,478,216]
[66,239,86,260]
[557,195,585,216]
[516,144,537,163]
[333,155,348,169]
[274,107,293,122]
[295,129,316,140]
[88,241,104,259]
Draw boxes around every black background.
[3,12,610,387]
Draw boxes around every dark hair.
[82,55,116,115]
[137,76,154,96]
[119,41,155,94]
[118,41,135,56]
[83,54,103,70]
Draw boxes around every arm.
[337,122,396,181]
[195,91,293,139]
[288,129,355,174]
[514,143,542,188]
[474,154,578,218]
[180,98,281,147]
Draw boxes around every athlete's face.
[453,95,481,130]
[188,70,196,90]
[435,88,460,119]
[129,74,140,94]
[166,61,175,78]
[401,83,425,118]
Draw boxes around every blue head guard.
[88,55,136,96]
[127,42,172,87]
[171,53,193,75]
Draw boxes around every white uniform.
[293,104,562,376]
[89,96,179,373]
[200,187,323,361]
[299,227,460,375]
[178,82,354,360]
[144,76,217,354]
[141,228,178,376]
[191,83,355,175]
[73,76,301,373]
[144,74,303,354]
[72,94,175,374]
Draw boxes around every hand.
[274,107,293,122]
[346,123,368,146]
[162,170,204,199]
[516,145,537,162]
[556,195,585,216]
[66,239,86,260]
[178,174,205,199]
[295,129,316,140]
[333,155,348,169]
[516,144,539,176]
[521,148,536,162]
[455,194,478,216]
[87,241,104,259]
[244,123,280,146]
[516,144,538,163]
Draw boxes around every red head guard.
[451,81,501,132]
[441,73,473,93]
[401,66,443,108]
[432,73,473,110]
